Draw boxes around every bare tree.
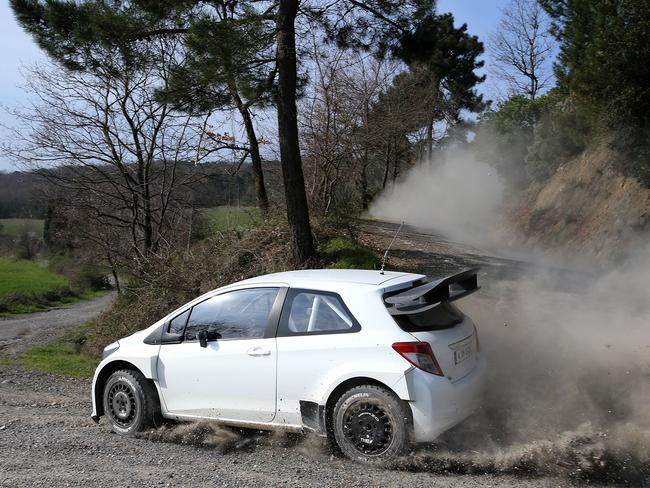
[489,0,554,100]
[301,47,421,213]
[300,46,352,214]
[14,221,42,260]
[301,50,396,212]
[3,42,232,273]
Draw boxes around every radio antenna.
[380,221,404,275]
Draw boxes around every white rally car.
[91,268,486,465]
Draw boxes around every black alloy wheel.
[342,400,394,455]
[332,385,410,466]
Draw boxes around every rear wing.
[384,267,480,316]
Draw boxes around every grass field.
[0,258,68,297]
[0,218,44,237]
[0,258,88,315]
[22,322,99,378]
[200,206,261,233]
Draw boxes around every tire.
[331,385,410,466]
[102,369,160,435]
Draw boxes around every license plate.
[453,342,473,365]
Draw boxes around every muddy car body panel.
[91,269,487,458]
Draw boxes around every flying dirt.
[369,147,650,485]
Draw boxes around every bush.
[84,215,379,355]
[524,93,591,181]
[85,214,295,354]
[610,125,650,188]
[49,254,110,292]
[477,92,591,186]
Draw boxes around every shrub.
[524,94,591,181]
[49,254,110,292]
[85,215,379,355]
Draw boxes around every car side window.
[183,288,279,341]
[168,309,190,335]
[279,290,360,336]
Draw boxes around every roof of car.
[236,269,420,287]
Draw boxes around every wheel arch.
[93,360,154,418]
[324,377,413,434]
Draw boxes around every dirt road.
[1,224,645,487]
[0,365,568,488]
[0,292,115,354]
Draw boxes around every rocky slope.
[505,141,650,262]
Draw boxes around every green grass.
[323,237,381,270]
[0,218,44,237]
[200,206,261,233]
[0,258,68,297]
[0,258,107,316]
[21,322,99,378]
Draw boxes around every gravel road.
[0,366,570,488]
[0,292,116,354]
[0,225,635,487]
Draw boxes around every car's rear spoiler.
[384,267,480,316]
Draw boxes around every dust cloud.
[369,147,505,247]
[403,259,650,484]
[138,421,329,457]
[371,146,650,483]
[141,144,649,482]
[139,422,247,453]
[139,260,650,483]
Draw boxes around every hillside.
[505,140,650,262]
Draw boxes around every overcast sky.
[0,0,509,172]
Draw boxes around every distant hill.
[0,160,283,219]
[0,171,47,218]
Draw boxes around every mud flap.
[299,400,326,435]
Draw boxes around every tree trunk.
[275,0,315,264]
[360,163,370,211]
[426,117,434,160]
[233,93,269,214]
[136,160,153,257]
[382,141,392,189]
[107,253,121,294]
[143,185,153,254]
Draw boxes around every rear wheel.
[332,385,410,466]
[103,369,160,435]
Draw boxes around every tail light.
[392,342,444,376]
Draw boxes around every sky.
[0,0,509,172]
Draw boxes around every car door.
[157,287,285,423]
[275,289,362,426]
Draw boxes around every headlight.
[102,341,120,359]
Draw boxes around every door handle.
[247,347,271,357]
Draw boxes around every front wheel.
[332,385,410,466]
[103,369,159,435]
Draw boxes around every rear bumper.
[406,353,487,443]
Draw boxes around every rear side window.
[392,302,464,332]
[278,290,360,336]
[183,287,279,341]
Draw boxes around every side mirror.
[197,330,208,348]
